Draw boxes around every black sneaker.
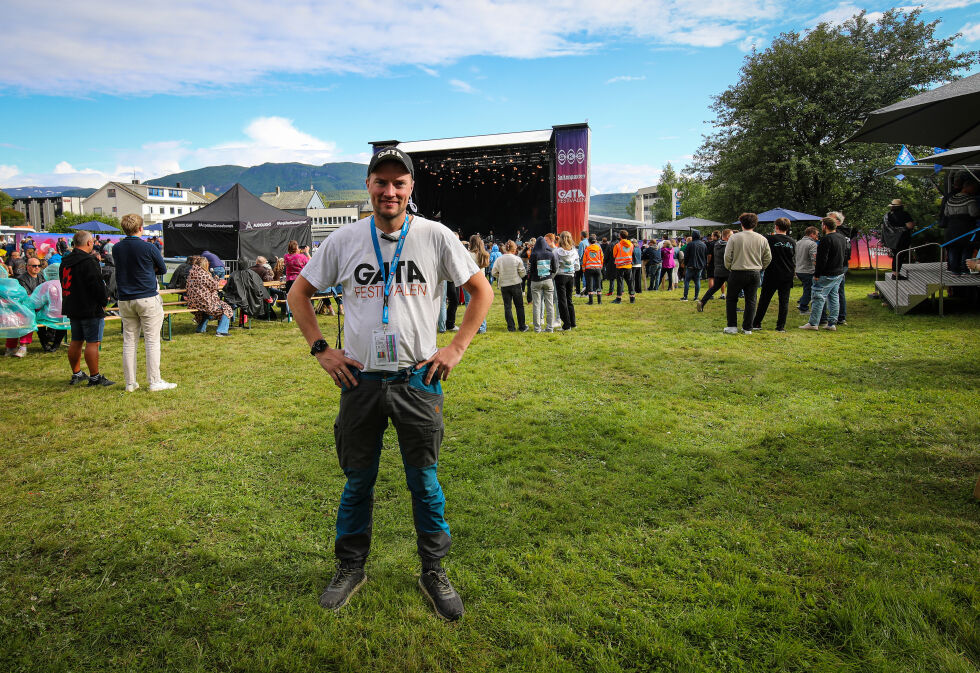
[629,296,635,303]
[519,326,529,332]
[87,373,115,387]
[419,568,464,621]
[69,370,88,385]
[612,298,622,304]
[837,319,847,326]
[319,564,367,611]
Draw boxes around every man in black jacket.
[752,218,796,332]
[800,217,847,332]
[60,231,114,386]
[681,229,707,301]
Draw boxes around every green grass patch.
[1,271,977,671]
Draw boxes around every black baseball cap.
[368,147,414,179]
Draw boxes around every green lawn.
[1,271,978,672]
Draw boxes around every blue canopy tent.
[755,208,822,222]
[143,223,163,232]
[69,221,120,232]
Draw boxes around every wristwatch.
[310,338,328,357]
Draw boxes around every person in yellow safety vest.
[611,229,635,303]
[582,234,604,305]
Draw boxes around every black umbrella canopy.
[848,72,980,147]
[918,145,980,167]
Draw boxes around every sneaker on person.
[720,294,726,299]
[629,296,635,303]
[799,323,819,331]
[837,319,847,326]
[612,297,622,304]
[680,297,688,301]
[69,370,88,385]
[519,326,529,332]
[216,332,229,337]
[775,328,786,333]
[14,345,27,358]
[742,329,752,335]
[696,301,704,312]
[419,567,464,621]
[824,324,837,331]
[723,327,738,335]
[4,347,14,357]
[87,373,116,387]
[451,326,460,332]
[751,324,762,331]
[319,563,367,611]
[125,383,140,393]
[149,381,177,392]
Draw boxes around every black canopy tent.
[163,183,311,265]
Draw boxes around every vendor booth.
[163,184,311,265]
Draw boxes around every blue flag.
[894,145,916,166]
[933,147,948,174]
[895,174,905,181]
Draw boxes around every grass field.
[1,271,978,672]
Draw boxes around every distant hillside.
[150,162,369,195]
[2,186,96,199]
[590,193,634,218]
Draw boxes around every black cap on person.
[368,147,414,179]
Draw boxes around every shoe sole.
[418,577,463,621]
[321,573,367,612]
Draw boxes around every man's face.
[367,162,413,221]
[26,260,41,276]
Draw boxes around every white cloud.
[921,0,980,8]
[810,3,884,26]
[0,117,359,188]
[960,21,980,41]
[449,79,477,94]
[0,0,781,95]
[738,35,767,52]
[606,75,647,84]
[417,65,439,77]
[591,163,662,194]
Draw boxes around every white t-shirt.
[301,216,479,371]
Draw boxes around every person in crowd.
[15,256,43,295]
[643,240,662,291]
[282,240,311,318]
[487,243,502,284]
[186,256,233,336]
[883,198,916,278]
[601,236,616,296]
[169,258,193,289]
[795,226,819,314]
[825,211,849,326]
[56,238,69,256]
[696,228,731,311]
[9,250,27,278]
[705,230,719,281]
[629,237,643,295]
[659,240,676,291]
[491,240,528,331]
[723,213,771,335]
[575,230,589,296]
[681,229,707,302]
[674,238,686,288]
[611,230,635,304]
[582,234,604,304]
[801,216,848,331]
[103,238,114,257]
[752,217,796,332]
[288,146,490,620]
[60,231,113,385]
[529,235,557,332]
[113,213,176,392]
[21,235,35,254]
[29,263,70,353]
[941,177,979,275]
[466,235,490,333]
[201,250,225,279]
[250,256,274,282]
[554,231,579,330]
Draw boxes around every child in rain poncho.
[29,263,70,353]
[1,276,37,357]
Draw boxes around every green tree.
[2,207,26,226]
[625,195,637,219]
[653,162,678,223]
[0,189,13,210]
[691,9,976,233]
[49,212,121,234]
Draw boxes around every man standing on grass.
[752,217,796,332]
[681,229,706,302]
[795,226,818,314]
[60,230,114,386]
[611,230,635,304]
[288,147,491,620]
[575,230,588,296]
[723,213,770,335]
[801,217,848,332]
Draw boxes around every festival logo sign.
[555,126,590,235]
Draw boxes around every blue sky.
[1,0,978,194]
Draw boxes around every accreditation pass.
[371,328,399,371]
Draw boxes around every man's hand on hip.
[317,348,364,389]
[416,343,464,385]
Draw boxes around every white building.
[634,185,660,223]
[83,181,212,224]
[12,195,84,231]
[260,187,359,241]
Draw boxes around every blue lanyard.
[370,214,411,325]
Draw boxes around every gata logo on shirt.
[352,260,429,299]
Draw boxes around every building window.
[159,207,164,214]
[169,207,175,214]
[93,207,102,214]
[148,187,164,197]
[107,188,116,197]
[169,189,182,198]
[177,208,182,214]
[112,206,117,213]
